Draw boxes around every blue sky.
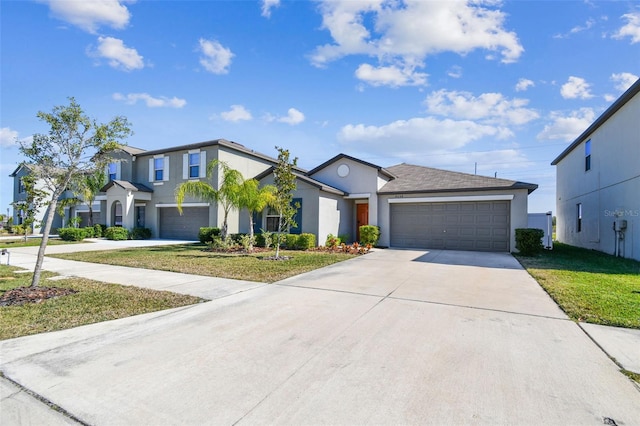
[1,0,639,215]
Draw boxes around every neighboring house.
[551,78,640,261]
[11,139,538,252]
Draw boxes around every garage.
[159,206,209,240]
[390,201,510,251]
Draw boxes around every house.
[551,78,640,260]
[11,139,538,252]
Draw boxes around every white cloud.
[91,36,144,71]
[0,127,19,148]
[338,116,506,158]
[198,38,234,74]
[515,78,534,92]
[425,90,539,126]
[447,65,463,79]
[560,76,593,99]
[220,105,253,122]
[355,63,427,87]
[613,12,640,43]
[261,0,280,18]
[278,108,305,125]
[537,108,596,141]
[113,93,186,108]
[310,0,523,87]
[39,0,133,34]
[610,72,638,92]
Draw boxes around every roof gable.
[307,153,396,180]
[101,180,153,193]
[379,163,537,194]
[551,77,640,165]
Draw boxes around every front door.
[356,203,369,241]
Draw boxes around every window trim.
[149,155,169,182]
[183,150,206,180]
[576,203,582,233]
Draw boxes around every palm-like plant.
[237,179,276,252]
[76,169,106,227]
[175,160,243,240]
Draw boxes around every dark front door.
[356,203,369,241]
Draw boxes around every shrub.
[259,230,273,249]
[104,226,129,241]
[515,228,544,256]
[130,227,151,240]
[229,233,246,244]
[198,227,220,244]
[93,224,103,238]
[208,236,234,250]
[58,227,87,241]
[83,226,95,238]
[239,234,255,251]
[13,225,25,236]
[339,234,351,244]
[296,233,316,250]
[359,225,380,246]
[285,234,298,249]
[325,234,341,248]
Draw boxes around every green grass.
[515,243,640,329]
[0,237,81,248]
[0,265,203,340]
[50,244,356,283]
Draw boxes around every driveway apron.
[1,248,639,425]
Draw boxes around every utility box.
[528,211,553,249]
[614,219,628,231]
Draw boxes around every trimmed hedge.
[359,225,380,246]
[198,227,220,244]
[104,227,129,241]
[284,233,316,250]
[515,228,544,255]
[93,224,103,238]
[83,226,95,238]
[58,227,87,241]
[130,227,152,240]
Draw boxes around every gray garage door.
[390,201,510,251]
[159,207,209,240]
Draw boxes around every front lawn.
[515,243,640,329]
[50,244,356,283]
[0,265,203,340]
[0,237,80,248]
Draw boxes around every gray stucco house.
[552,77,640,260]
[11,139,538,252]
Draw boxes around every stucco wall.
[556,92,639,260]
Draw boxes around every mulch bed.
[0,286,78,307]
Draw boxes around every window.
[189,153,200,178]
[183,150,205,179]
[576,203,582,232]
[136,206,145,228]
[264,199,302,233]
[108,163,117,181]
[18,178,26,193]
[149,156,169,182]
[154,158,164,181]
[585,139,591,171]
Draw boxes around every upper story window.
[154,158,164,181]
[108,163,118,181]
[18,178,26,193]
[149,155,169,183]
[585,139,591,171]
[183,150,206,179]
[189,153,200,178]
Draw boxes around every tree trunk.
[275,213,283,258]
[88,202,93,227]
[247,212,254,253]
[30,198,58,288]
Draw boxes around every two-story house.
[12,138,538,252]
[551,78,640,260]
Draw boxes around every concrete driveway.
[2,248,639,425]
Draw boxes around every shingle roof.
[379,163,538,194]
[101,180,153,193]
[254,167,345,196]
[551,77,640,165]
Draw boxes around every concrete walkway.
[1,241,639,425]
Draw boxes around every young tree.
[19,98,131,287]
[175,160,243,240]
[272,146,299,259]
[236,179,276,252]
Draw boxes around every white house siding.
[555,89,640,260]
[317,195,344,246]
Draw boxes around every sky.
[1,0,639,215]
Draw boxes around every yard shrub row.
[515,228,544,255]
